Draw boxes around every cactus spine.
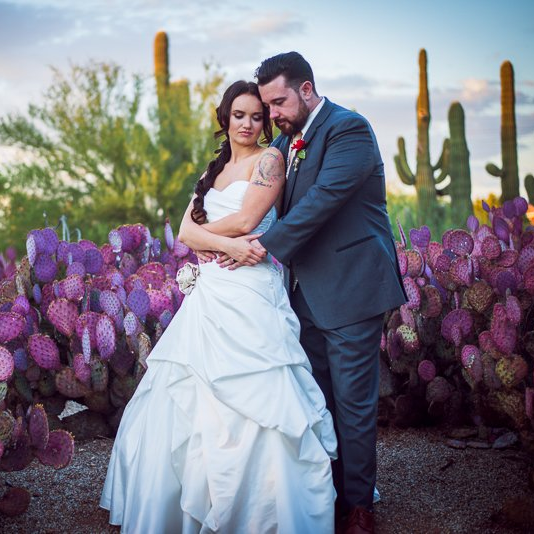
[443,102,473,227]
[486,61,520,201]
[394,49,449,228]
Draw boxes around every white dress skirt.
[100,181,338,533]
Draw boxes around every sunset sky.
[1,0,533,199]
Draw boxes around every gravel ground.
[1,424,533,533]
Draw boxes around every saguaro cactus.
[440,102,473,227]
[486,61,520,201]
[394,49,449,228]
[525,174,534,205]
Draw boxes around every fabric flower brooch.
[176,262,200,294]
[291,138,307,172]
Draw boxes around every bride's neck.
[228,141,261,163]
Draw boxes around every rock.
[449,427,478,439]
[61,410,111,441]
[492,431,519,449]
[466,440,491,449]
[446,439,467,449]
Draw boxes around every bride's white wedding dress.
[100,180,337,533]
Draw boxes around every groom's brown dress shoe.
[343,506,375,534]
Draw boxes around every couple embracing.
[100,52,407,534]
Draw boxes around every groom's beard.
[275,97,309,137]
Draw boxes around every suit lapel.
[283,99,335,213]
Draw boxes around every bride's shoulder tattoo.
[252,150,284,188]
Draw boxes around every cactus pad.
[47,298,78,337]
[96,314,116,360]
[34,429,74,469]
[28,404,49,450]
[0,311,26,343]
[28,334,61,370]
[0,486,31,517]
[417,360,436,382]
[0,347,14,381]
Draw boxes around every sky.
[0,0,533,200]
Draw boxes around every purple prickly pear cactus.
[465,280,494,314]
[100,243,115,265]
[47,298,78,337]
[28,334,61,370]
[120,253,138,279]
[59,274,85,302]
[466,215,479,233]
[96,314,116,360]
[0,311,26,343]
[448,230,474,256]
[495,355,528,388]
[173,238,190,259]
[41,227,59,255]
[490,303,517,354]
[396,324,420,353]
[146,289,173,319]
[33,253,57,283]
[0,347,14,381]
[99,290,122,317]
[397,250,408,276]
[164,219,174,251]
[67,243,84,264]
[493,216,510,242]
[13,348,28,371]
[84,248,104,275]
[82,326,91,363]
[441,309,473,347]
[405,250,424,277]
[108,229,122,253]
[159,309,173,329]
[504,295,522,325]
[399,304,416,329]
[12,295,30,315]
[403,277,421,310]
[75,311,100,346]
[481,236,501,260]
[426,376,452,404]
[28,404,49,450]
[66,261,86,277]
[72,353,91,387]
[418,360,436,382]
[34,429,74,468]
[124,311,142,336]
[461,345,483,383]
[517,245,534,274]
[126,288,150,319]
[32,283,42,304]
[420,285,442,318]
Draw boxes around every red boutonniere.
[291,138,306,152]
[290,138,307,172]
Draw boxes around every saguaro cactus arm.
[434,139,450,184]
[525,174,534,204]
[394,137,415,185]
[486,162,503,177]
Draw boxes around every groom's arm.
[258,116,377,265]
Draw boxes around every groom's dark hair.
[255,52,318,95]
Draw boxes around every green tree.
[0,59,223,247]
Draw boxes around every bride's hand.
[217,234,266,268]
[194,250,218,264]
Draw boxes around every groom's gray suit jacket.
[259,98,407,329]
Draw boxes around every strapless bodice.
[205,180,277,234]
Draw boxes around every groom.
[249,52,406,533]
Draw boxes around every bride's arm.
[201,147,285,237]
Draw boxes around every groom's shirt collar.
[300,97,325,139]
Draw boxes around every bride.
[100,80,337,533]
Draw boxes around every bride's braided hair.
[191,80,272,224]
